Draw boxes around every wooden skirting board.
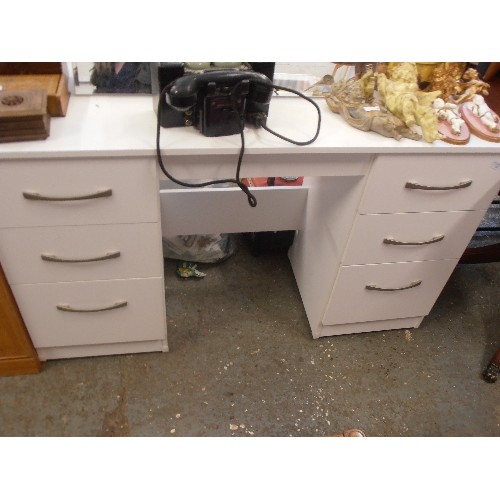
[0,262,41,376]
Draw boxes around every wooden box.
[0,89,50,142]
[0,63,70,117]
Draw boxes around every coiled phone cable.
[156,79,321,207]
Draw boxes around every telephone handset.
[166,70,274,137]
[156,68,321,207]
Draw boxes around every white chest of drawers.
[0,156,168,360]
[1,95,499,358]
[289,153,500,338]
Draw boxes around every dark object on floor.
[483,348,500,383]
[460,192,500,264]
[241,176,302,256]
[460,243,500,264]
[246,231,296,256]
[332,429,367,437]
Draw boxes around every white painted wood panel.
[3,96,499,161]
[37,339,168,361]
[158,153,372,180]
[0,158,159,228]
[11,278,167,348]
[318,316,424,337]
[322,259,458,325]
[160,186,308,236]
[360,154,500,214]
[0,223,163,285]
[342,210,487,265]
[288,174,369,336]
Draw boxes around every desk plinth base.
[37,339,169,361]
[314,317,424,338]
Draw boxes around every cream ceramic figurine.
[432,98,465,135]
[469,94,499,132]
[459,92,500,142]
[376,62,441,142]
[432,97,470,144]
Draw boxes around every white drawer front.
[0,158,159,228]
[323,259,458,326]
[11,278,167,348]
[0,223,163,285]
[343,210,486,265]
[360,154,500,214]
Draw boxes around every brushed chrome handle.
[56,300,128,313]
[366,280,422,292]
[405,180,472,191]
[41,251,121,263]
[23,188,113,201]
[383,235,445,246]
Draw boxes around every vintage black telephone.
[154,63,322,207]
[167,70,273,137]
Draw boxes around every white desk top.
[1,94,500,160]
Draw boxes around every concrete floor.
[0,234,499,437]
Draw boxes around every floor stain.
[100,387,130,437]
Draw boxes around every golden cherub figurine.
[429,62,465,101]
[452,67,490,104]
[376,62,441,142]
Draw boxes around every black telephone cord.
[156,80,321,207]
[255,83,321,145]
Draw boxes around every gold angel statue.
[376,62,441,143]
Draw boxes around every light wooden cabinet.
[0,262,41,376]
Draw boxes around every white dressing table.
[1,95,499,359]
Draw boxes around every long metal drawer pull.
[366,280,422,292]
[22,188,113,201]
[405,180,472,191]
[383,235,445,246]
[56,300,128,313]
[41,251,121,263]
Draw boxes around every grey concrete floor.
[0,234,499,437]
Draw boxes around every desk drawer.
[0,223,163,285]
[11,277,167,348]
[343,210,486,265]
[0,158,159,228]
[360,154,500,214]
[322,259,458,325]
[160,185,308,236]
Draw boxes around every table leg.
[483,348,500,383]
